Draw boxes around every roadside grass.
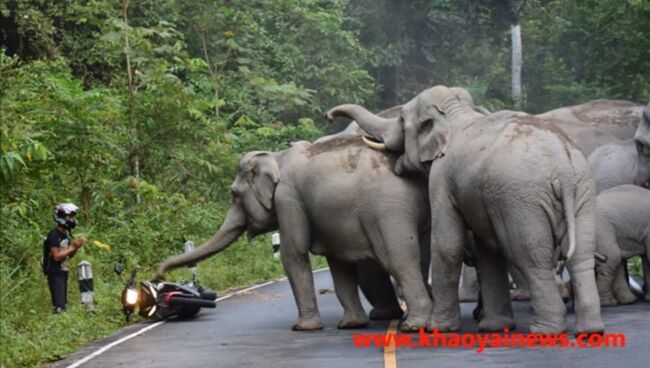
[0,234,327,368]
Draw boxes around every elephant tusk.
[362,135,387,151]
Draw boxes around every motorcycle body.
[116,263,216,321]
[138,279,217,320]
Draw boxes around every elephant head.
[327,86,478,175]
[156,151,280,277]
[634,103,650,188]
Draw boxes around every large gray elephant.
[594,185,650,306]
[156,136,432,331]
[537,99,644,142]
[327,85,605,334]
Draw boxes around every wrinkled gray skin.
[463,101,644,302]
[537,100,643,152]
[328,85,605,334]
[595,185,650,306]
[587,103,650,192]
[588,140,639,193]
[156,137,432,332]
[633,103,650,188]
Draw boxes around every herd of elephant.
[156,85,649,336]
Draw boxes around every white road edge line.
[64,267,329,368]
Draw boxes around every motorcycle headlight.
[125,288,138,305]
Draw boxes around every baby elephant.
[595,185,650,306]
[588,140,638,193]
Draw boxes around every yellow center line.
[384,319,399,368]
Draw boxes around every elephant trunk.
[326,104,403,152]
[156,205,247,278]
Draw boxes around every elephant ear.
[417,105,451,163]
[249,153,280,211]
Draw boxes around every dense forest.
[1,0,648,366]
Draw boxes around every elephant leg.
[327,257,369,329]
[509,264,531,301]
[374,222,431,332]
[567,206,604,334]
[475,243,515,331]
[276,191,323,331]
[356,260,403,321]
[419,232,433,298]
[612,262,638,305]
[495,209,566,334]
[595,223,620,306]
[458,264,480,302]
[428,203,465,332]
[519,264,567,333]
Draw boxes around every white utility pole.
[511,23,522,110]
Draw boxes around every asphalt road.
[51,269,650,368]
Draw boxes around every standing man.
[43,203,86,313]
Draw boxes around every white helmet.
[53,203,79,229]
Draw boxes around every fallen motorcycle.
[114,262,217,321]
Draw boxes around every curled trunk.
[327,104,403,152]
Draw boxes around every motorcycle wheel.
[200,290,217,301]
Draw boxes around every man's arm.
[50,238,86,261]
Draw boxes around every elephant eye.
[637,141,650,156]
[419,118,434,132]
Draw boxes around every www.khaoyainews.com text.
[353,328,625,353]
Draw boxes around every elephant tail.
[556,179,577,261]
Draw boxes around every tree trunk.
[511,23,522,110]
[122,0,141,204]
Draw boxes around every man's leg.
[48,272,68,313]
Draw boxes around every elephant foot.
[369,307,404,321]
[400,315,428,333]
[644,293,650,302]
[575,320,605,336]
[509,288,530,301]
[337,317,369,329]
[614,289,638,305]
[427,318,460,333]
[478,316,515,332]
[599,295,619,307]
[292,316,324,331]
[337,310,369,329]
[529,319,567,334]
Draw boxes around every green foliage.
[345,0,648,111]
[521,0,650,112]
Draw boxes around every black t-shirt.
[43,227,71,274]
